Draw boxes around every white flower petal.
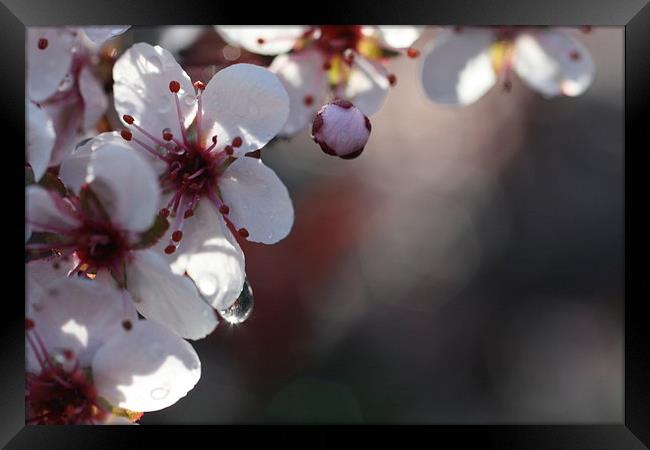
[161,202,246,311]
[421,28,497,105]
[344,56,390,116]
[200,63,289,156]
[59,136,160,232]
[513,30,595,98]
[78,66,108,131]
[113,43,197,142]
[158,26,205,55]
[270,51,328,136]
[27,101,55,181]
[27,28,74,102]
[81,26,130,45]
[124,249,218,340]
[41,96,84,167]
[26,185,80,233]
[26,258,76,309]
[92,320,201,412]
[27,276,137,373]
[219,156,294,244]
[216,26,307,55]
[374,26,423,48]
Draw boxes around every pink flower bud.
[311,100,371,159]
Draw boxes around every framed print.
[4,0,649,447]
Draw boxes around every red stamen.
[122,114,134,125]
[26,318,35,330]
[172,230,183,242]
[257,37,265,44]
[238,228,249,238]
[232,136,243,148]
[303,95,314,106]
[193,80,206,91]
[224,145,234,155]
[387,74,397,86]
[183,209,194,219]
[169,80,181,93]
[407,48,420,58]
[122,320,132,330]
[164,245,176,254]
[37,38,48,50]
[159,208,170,218]
[120,130,133,141]
[219,204,230,215]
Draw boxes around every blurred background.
[115,26,623,423]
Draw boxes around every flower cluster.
[25,25,596,424]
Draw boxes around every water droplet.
[150,386,170,400]
[218,278,254,324]
[197,273,218,296]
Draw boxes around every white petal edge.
[124,249,218,340]
[27,276,137,373]
[113,43,197,142]
[92,319,201,412]
[216,26,307,55]
[59,136,161,232]
[27,28,74,102]
[200,63,290,157]
[270,51,328,136]
[26,185,80,233]
[219,156,294,244]
[27,101,55,181]
[513,30,595,98]
[420,28,497,106]
[78,66,109,131]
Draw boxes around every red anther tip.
[25,318,35,330]
[122,114,134,124]
[257,37,265,44]
[122,319,132,331]
[162,131,173,141]
[169,80,181,93]
[406,48,420,58]
[63,349,75,360]
[224,145,234,155]
[323,61,332,71]
[159,208,170,218]
[183,209,194,219]
[388,74,397,86]
[172,230,183,242]
[232,136,243,148]
[37,38,48,50]
[219,204,230,215]
[569,50,581,61]
[212,135,218,144]
[193,80,206,90]
[303,95,314,106]
[164,245,176,254]
[238,228,249,238]
[120,130,133,141]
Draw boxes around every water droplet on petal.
[218,279,254,324]
[150,386,170,400]
[197,273,218,297]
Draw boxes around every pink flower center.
[26,320,108,425]
[74,219,131,270]
[121,80,247,254]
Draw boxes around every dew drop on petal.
[150,386,170,400]
[197,273,218,297]
[218,279,254,325]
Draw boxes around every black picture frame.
[5,0,648,447]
